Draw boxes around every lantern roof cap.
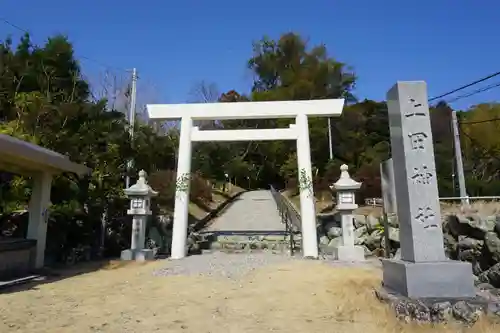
[124,170,158,197]
[331,164,362,191]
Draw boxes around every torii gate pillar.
[295,113,319,258]
[171,117,193,259]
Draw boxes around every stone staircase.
[198,230,302,254]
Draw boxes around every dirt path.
[0,257,498,333]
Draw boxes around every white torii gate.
[147,99,345,259]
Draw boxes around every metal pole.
[382,211,391,258]
[451,111,469,205]
[126,68,138,189]
[450,115,456,197]
[327,117,333,159]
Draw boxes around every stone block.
[120,249,134,261]
[382,259,475,298]
[334,245,365,262]
[120,249,155,261]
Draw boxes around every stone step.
[196,230,302,254]
[202,248,296,255]
[210,238,300,248]
[213,234,300,243]
[0,274,43,290]
[207,241,299,254]
[199,230,301,242]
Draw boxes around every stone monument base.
[334,245,365,262]
[120,249,155,262]
[382,259,475,298]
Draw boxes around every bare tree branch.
[188,80,219,104]
[87,69,130,114]
[188,80,220,129]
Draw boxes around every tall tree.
[0,33,179,259]
[241,32,357,188]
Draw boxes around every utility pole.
[451,110,469,205]
[126,68,138,189]
[327,117,333,159]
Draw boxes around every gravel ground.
[153,251,296,279]
[153,251,382,279]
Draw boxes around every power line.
[0,17,29,33]
[0,16,129,73]
[428,71,500,102]
[445,81,500,125]
[78,55,129,73]
[444,81,500,104]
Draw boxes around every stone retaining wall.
[317,213,500,287]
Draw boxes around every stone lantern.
[330,164,365,261]
[121,170,158,261]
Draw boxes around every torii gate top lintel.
[147,98,345,121]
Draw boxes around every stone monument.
[121,170,158,261]
[331,164,365,261]
[381,81,475,298]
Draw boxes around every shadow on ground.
[0,259,126,295]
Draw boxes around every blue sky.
[1,0,499,110]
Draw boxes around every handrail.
[270,186,301,255]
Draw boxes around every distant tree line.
[0,32,498,261]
